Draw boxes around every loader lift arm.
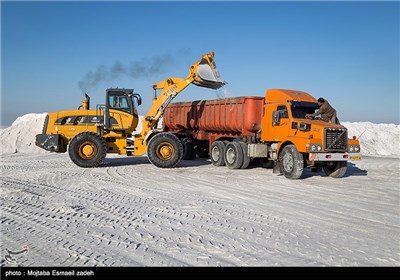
[133,52,225,155]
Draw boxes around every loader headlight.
[310,144,322,152]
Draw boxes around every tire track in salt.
[0,182,187,266]
[1,154,399,266]
[88,165,348,265]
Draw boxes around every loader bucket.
[192,52,226,89]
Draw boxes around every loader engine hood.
[191,52,226,89]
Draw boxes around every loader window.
[109,95,132,113]
[106,90,136,115]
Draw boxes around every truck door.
[271,105,290,142]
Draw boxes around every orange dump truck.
[163,89,361,179]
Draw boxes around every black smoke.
[78,52,178,92]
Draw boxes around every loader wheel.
[68,132,106,168]
[147,133,183,168]
[279,144,304,179]
[210,141,226,166]
[323,161,347,178]
[224,142,244,169]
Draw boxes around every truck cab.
[261,89,361,178]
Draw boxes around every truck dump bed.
[163,96,265,139]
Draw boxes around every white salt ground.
[0,114,399,267]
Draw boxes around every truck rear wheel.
[196,145,209,158]
[279,144,304,179]
[68,132,107,168]
[224,142,244,169]
[323,161,347,178]
[181,138,195,160]
[239,142,250,169]
[210,141,226,166]
[147,133,183,168]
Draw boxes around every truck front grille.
[324,128,347,151]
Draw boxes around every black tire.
[279,144,304,179]
[196,146,209,158]
[181,138,194,160]
[223,140,230,146]
[210,141,226,166]
[224,142,244,169]
[311,167,322,173]
[262,160,274,169]
[239,142,250,169]
[68,132,107,168]
[147,133,183,168]
[323,161,347,178]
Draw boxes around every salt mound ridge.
[1,113,399,157]
[1,113,48,154]
[342,122,400,157]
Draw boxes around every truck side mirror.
[273,111,281,124]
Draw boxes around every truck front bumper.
[309,152,362,161]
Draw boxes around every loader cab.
[106,88,142,118]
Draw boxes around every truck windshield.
[291,101,319,119]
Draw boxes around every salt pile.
[1,113,48,154]
[0,113,399,157]
[342,122,400,157]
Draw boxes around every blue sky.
[1,1,399,126]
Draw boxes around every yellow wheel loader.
[35,52,225,168]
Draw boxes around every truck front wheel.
[323,161,347,178]
[147,133,183,168]
[279,145,304,179]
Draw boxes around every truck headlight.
[348,145,360,153]
[310,144,322,152]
